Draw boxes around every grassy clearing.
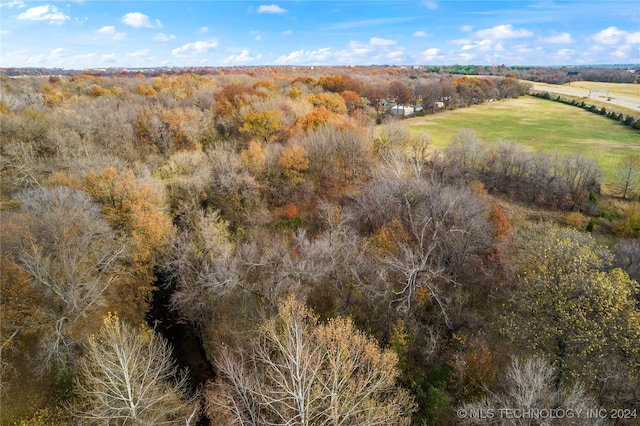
[406,96,640,187]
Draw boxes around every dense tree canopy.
[0,68,637,425]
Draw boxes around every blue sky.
[1,1,639,68]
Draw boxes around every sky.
[1,0,639,69]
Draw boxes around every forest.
[1,66,639,425]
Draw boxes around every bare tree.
[612,155,640,200]
[560,152,602,206]
[459,357,605,426]
[70,313,199,425]
[614,238,640,282]
[351,176,494,326]
[2,186,127,370]
[209,295,415,426]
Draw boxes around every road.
[530,84,640,114]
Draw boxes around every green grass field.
[406,96,640,188]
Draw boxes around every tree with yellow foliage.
[239,110,282,142]
[279,144,310,186]
[306,93,347,115]
[503,222,640,402]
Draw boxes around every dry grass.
[523,80,640,98]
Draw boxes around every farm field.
[525,80,640,114]
[525,80,640,97]
[406,96,640,187]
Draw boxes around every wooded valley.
[1,67,639,425]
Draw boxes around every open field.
[525,80,640,97]
[406,96,640,187]
[525,80,640,114]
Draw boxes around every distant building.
[389,105,414,116]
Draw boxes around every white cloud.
[459,53,475,62]
[258,4,287,14]
[96,26,125,40]
[515,44,535,54]
[102,53,117,62]
[369,37,396,47]
[348,41,373,55]
[0,30,10,35]
[127,49,150,57]
[122,12,159,28]
[276,47,332,64]
[542,32,574,44]
[460,25,473,32]
[172,40,218,57]
[0,0,25,9]
[592,27,640,45]
[96,25,115,34]
[555,48,575,58]
[626,32,640,44]
[612,45,631,58]
[388,50,403,58]
[450,39,472,45]
[413,30,430,37]
[423,1,438,10]
[327,17,416,31]
[51,48,66,57]
[153,32,176,42]
[475,24,532,40]
[73,53,97,61]
[282,30,293,36]
[422,48,443,61]
[463,39,494,52]
[200,26,209,33]
[17,5,70,25]
[222,49,262,63]
[592,26,626,44]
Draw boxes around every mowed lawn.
[406,96,640,186]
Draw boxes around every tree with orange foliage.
[84,167,172,321]
[136,84,158,97]
[294,107,340,133]
[240,140,267,175]
[213,83,265,117]
[279,144,310,185]
[340,90,361,114]
[252,79,278,94]
[306,93,347,115]
[318,75,347,93]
